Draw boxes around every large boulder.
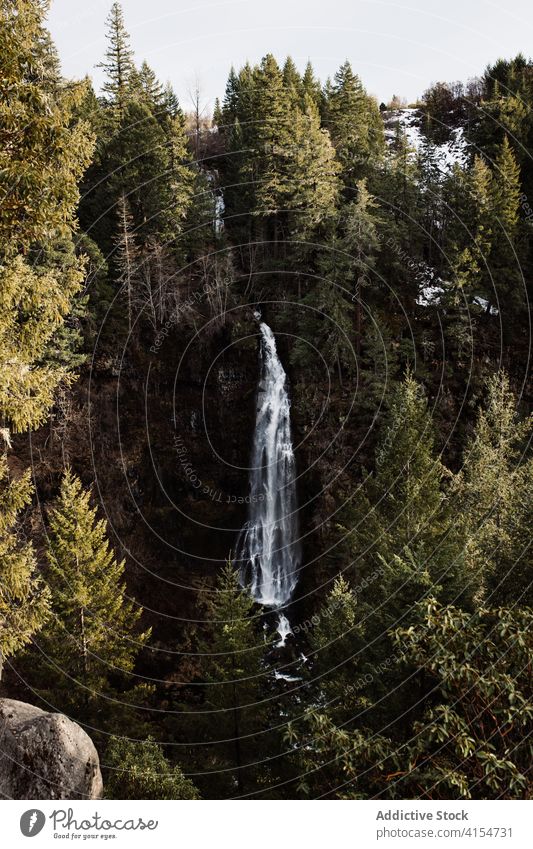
[0,698,103,799]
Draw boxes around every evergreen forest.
[0,0,532,801]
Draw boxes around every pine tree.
[455,371,533,605]
[212,97,223,127]
[199,564,267,797]
[107,100,174,245]
[282,56,302,103]
[365,375,455,563]
[35,470,151,719]
[104,736,200,799]
[0,0,94,430]
[167,109,196,233]
[301,61,322,109]
[341,179,380,351]
[290,179,378,374]
[492,136,521,235]
[305,577,365,726]
[489,136,524,318]
[0,1,93,671]
[325,60,384,185]
[220,66,240,127]
[289,95,340,236]
[99,2,135,114]
[253,54,293,220]
[335,373,471,670]
[0,457,50,677]
[0,0,94,257]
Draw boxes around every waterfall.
[236,319,301,611]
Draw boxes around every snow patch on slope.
[384,108,467,173]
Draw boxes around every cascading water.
[236,317,301,615]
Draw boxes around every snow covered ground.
[382,109,492,312]
[383,108,467,173]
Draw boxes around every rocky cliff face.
[0,699,102,799]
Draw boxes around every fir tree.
[83,61,194,262]
[35,470,151,719]
[99,2,135,114]
[139,60,164,105]
[161,82,182,121]
[253,54,293,221]
[0,0,94,257]
[0,458,50,676]
[167,109,196,233]
[212,97,223,127]
[106,100,176,247]
[492,136,521,236]
[0,0,93,671]
[305,577,365,726]
[0,0,94,430]
[290,180,378,374]
[199,564,267,797]
[341,179,380,351]
[455,371,533,605]
[325,60,384,185]
[290,223,355,377]
[282,56,302,103]
[0,257,86,432]
[489,136,524,318]
[455,155,493,304]
[220,66,240,127]
[332,374,470,680]
[371,127,421,314]
[289,95,340,236]
[217,63,257,239]
[369,375,446,552]
[301,61,323,109]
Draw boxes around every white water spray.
[236,319,301,618]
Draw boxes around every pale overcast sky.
[47,0,533,111]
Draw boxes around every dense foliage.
[0,1,531,801]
